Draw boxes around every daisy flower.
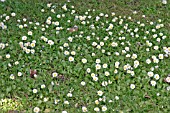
[82,106,88,112]
[18,72,22,76]
[94,107,100,112]
[86,68,91,73]
[33,107,40,113]
[150,80,156,86]
[97,90,103,96]
[130,84,136,89]
[95,64,101,70]
[41,84,46,89]
[6,54,10,59]
[162,0,167,4]
[22,36,27,40]
[28,31,32,35]
[101,106,107,112]
[96,59,101,63]
[33,89,38,93]
[10,74,15,80]
[105,71,110,76]
[165,77,170,83]
[115,96,119,100]
[154,74,160,80]
[69,56,74,62]
[48,40,54,46]
[93,76,98,81]
[52,72,58,77]
[102,63,108,68]
[81,81,86,86]
[82,58,87,63]
[148,71,154,77]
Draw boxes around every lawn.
[0,0,170,113]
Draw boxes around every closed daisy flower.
[114,69,118,74]
[102,81,108,86]
[134,60,139,68]
[54,99,60,104]
[67,93,72,97]
[43,97,48,102]
[62,4,67,11]
[115,61,120,68]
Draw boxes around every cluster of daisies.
[0,12,16,29]
[19,36,36,54]
[0,1,169,113]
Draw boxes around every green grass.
[0,0,170,112]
